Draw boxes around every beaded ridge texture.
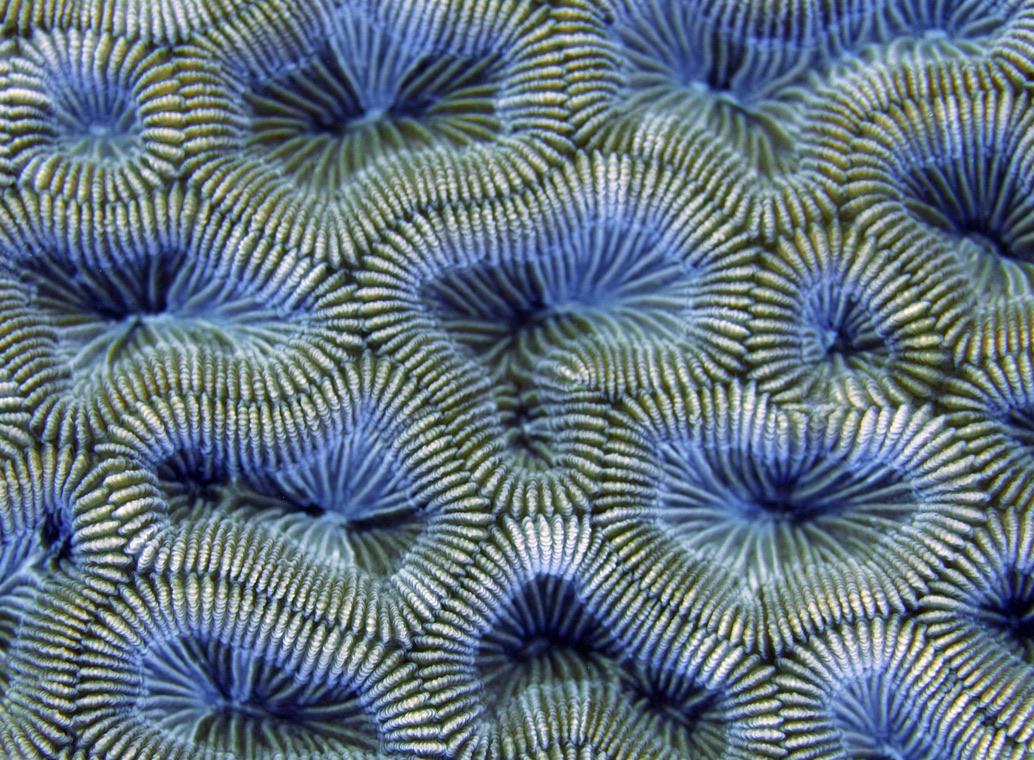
[2,0,1034,758]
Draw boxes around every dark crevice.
[476,576,618,710]
[245,17,503,189]
[139,636,380,754]
[999,406,1034,455]
[976,566,1034,662]
[39,510,74,566]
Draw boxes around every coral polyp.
[361,153,752,512]
[600,383,984,653]
[474,573,618,712]
[182,0,571,261]
[0,445,137,570]
[0,456,70,690]
[236,415,432,576]
[599,0,806,176]
[106,355,489,635]
[43,556,430,758]
[136,633,380,756]
[242,6,503,191]
[416,517,783,757]
[2,29,184,202]
[18,240,303,371]
[2,0,1034,756]
[0,187,360,442]
[748,220,948,402]
[777,617,1025,759]
[920,505,1034,743]
[816,62,1034,321]
[420,214,698,384]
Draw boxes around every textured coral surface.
[1,0,1034,758]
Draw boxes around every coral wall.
[1,0,1033,757]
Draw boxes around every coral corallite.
[3,0,1034,758]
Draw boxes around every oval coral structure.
[777,617,1026,759]
[599,382,985,654]
[2,29,185,203]
[748,219,949,403]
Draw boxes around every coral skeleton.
[1,0,1034,757]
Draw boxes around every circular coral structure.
[596,0,811,177]
[944,350,1034,507]
[0,188,360,442]
[6,519,438,757]
[109,355,489,635]
[221,415,442,576]
[182,0,570,263]
[1,29,185,202]
[414,516,783,757]
[822,63,1034,318]
[241,22,502,190]
[133,634,381,757]
[582,0,1030,180]
[600,382,984,654]
[361,153,753,514]
[920,505,1034,745]
[748,220,949,403]
[33,547,434,759]
[777,616,1025,759]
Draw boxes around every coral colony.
[2,0,1034,758]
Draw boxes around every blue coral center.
[801,287,887,366]
[976,566,1034,662]
[52,82,141,162]
[655,436,919,590]
[998,405,1034,454]
[613,5,745,99]
[476,577,617,708]
[157,451,228,507]
[427,220,690,373]
[268,421,423,530]
[739,484,829,523]
[899,149,1034,294]
[608,1,802,175]
[628,675,722,742]
[959,227,1013,260]
[20,243,307,376]
[245,9,502,189]
[139,636,379,753]
[156,417,427,575]
[831,673,939,759]
[303,85,440,137]
[425,218,692,467]
[806,287,889,355]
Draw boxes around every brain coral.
[2,0,1034,758]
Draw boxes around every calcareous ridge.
[1,0,1034,757]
